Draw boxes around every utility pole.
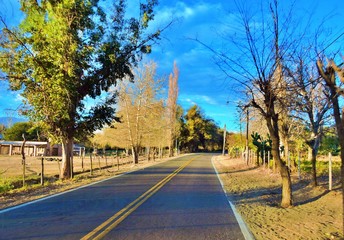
[245,107,249,165]
[222,124,226,156]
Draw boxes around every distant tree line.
[0,122,46,141]
[92,62,224,162]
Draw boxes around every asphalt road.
[0,154,247,240]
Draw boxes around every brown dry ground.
[213,155,343,240]
[0,154,174,210]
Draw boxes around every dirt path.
[213,155,343,240]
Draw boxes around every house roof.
[0,140,48,146]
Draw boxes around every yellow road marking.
[81,157,195,240]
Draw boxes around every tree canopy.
[3,122,45,141]
[182,105,223,152]
[0,0,161,178]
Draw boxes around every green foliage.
[0,0,160,144]
[251,132,272,163]
[0,124,5,133]
[181,105,222,152]
[319,131,340,156]
[300,160,341,176]
[3,122,46,141]
[0,175,52,194]
[0,178,14,193]
[226,132,245,158]
[251,132,272,151]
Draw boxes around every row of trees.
[92,61,224,162]
[228,125,339,164]
[205,0,343,210]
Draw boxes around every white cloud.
[153,1,222,29]
[179,94,218,106]
[201,95,217,105]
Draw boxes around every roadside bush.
[300,160,341,176]
[0,178,14,193]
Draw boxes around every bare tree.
[316,57,344,233]
[197,0,296,207]
[287,50,332,186]
[114,61,165,164]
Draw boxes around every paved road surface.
[0,154,247,239]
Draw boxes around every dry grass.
[0,154,133,178]
[0,154,171,210]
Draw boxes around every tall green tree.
[0,0,161,179]
[183,105,222,152]
[3,122,45,141]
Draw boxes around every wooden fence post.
[98,156,101,171]
[21,135,27,188]
[41,157,44,186]
[90,153,93,176]
[117,154,120,171]
[81,154,84,172]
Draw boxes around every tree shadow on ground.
[226,168,341,208]
[221,166,259,174]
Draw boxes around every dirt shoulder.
[213,155,343,240]
[0,156,175,210]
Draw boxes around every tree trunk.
[307,131,321,187]
[256,149,260,166]
[146,146,151,161]
[340,139,344,236]
[338,108,344,236]
[60,137,73,179]
[21,135,27,187]
[267,115,293,208]
[317,60,344,234]
[311,148,317,187]
[168,128,174,157]
[284,139,289,161]
[307,146,312,161]
[132,146,139,164]
[280,164,292,207]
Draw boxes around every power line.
[317,30,344,57]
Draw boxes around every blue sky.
[0,0,343,132]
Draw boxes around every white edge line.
[211,156,255,240]
[0,156,187,214]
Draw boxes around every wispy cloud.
[155,1,220,23]
[179,94,218,106]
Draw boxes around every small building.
[0,140,85,157]
[0,140,47,156]
[73,144,86,156]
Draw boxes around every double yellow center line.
[81,157,195,240]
